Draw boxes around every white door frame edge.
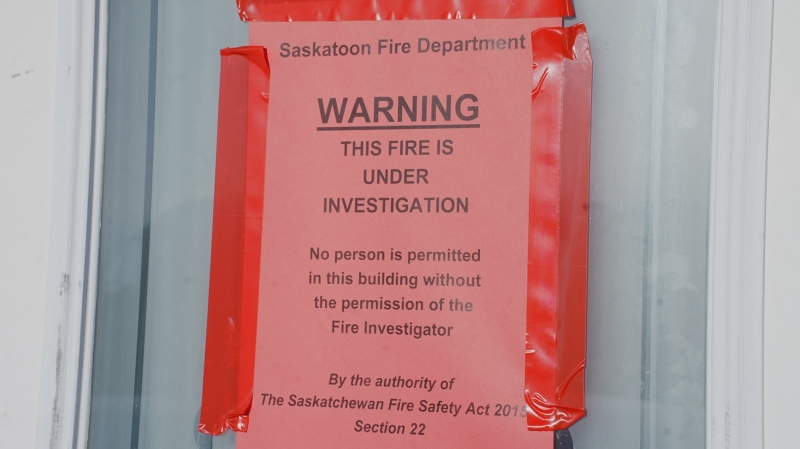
[35,0,108,448]
[707,0,774,448]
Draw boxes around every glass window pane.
[567,0,715,447]
[89,1,246,448]
[90,1,716,448]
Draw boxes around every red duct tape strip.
[199,46,270,436]
[525,23,591,431]
[237,0,574,21]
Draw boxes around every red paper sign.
[246,19,556,448]
[199,10,591,449]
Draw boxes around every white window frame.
[707,0,773,448]
[35,0,108,448]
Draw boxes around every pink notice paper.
[244,18,558,448]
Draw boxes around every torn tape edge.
[237,0,575,22]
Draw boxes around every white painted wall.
[765,1,800,447]
[0,0,58,448]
